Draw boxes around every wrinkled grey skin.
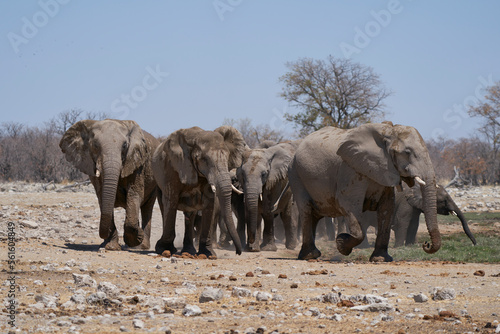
[60,119,159,250]
[152,126,246,257]
[289,122,441,262]
[394,183,476,246]
[237,141,300,252]
[337,184,477,248]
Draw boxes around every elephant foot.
[217,238,232,250]
[155,240,177,255]
[369,249,393,263]
[285,238,298,250]
[197,245,217,259]
[298,244,321,260]
[336,233,361,256]
[101,238,121,251]
[245,243,260,252]
[260,241,278,252]
[181,244,197,256]
[123,224,144,248]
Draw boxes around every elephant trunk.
[452,204,477,245]
[244,190,260,246]
[420,178,441,254]
[99,158,121,240]
[216,172,243,255]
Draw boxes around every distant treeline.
[0,111,498,185]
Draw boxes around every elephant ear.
[266,144,294,189]
[405,184,423,210]
[121,120,148,178]
[337,123,400,187]
[166,129,198,185]
[59,120,96,176]
[215,125,248,169]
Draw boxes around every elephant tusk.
[414,176,426,186]
[210,185,216,193]
[231,184,243,195]
[259,193,263,202]
[95,169,100,178]
[451,211,457,216]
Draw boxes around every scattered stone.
[183,304,202,317]
[20,220,39,229]
[474,270,486,277]
[252,281,262,288]
[317,292,340,304]
[338,300,354,308]
[35,294,58,308]
[432,287,456,301]
[133,319,144,329]
[290,283,298,289]
[255,291,272,302]
[164,297,187,309]
[278,274,287,279]
[246,272,255,277]
[73,273,97,288]
[229,275,237,281]
[232,287,252,298]
[413,293,429,303]
[199,287,224,303]
[272,294,284,302]
[351,303,394,312]
[86,292,107,305]
[98,282,120,299]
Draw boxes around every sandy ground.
[1,186,500,333]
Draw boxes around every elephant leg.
[123,192,144,248]
[198,200,216,258]
[281,204,298,250]
[218,216,232,249]
[298,205,321,260]
[155,192,178,255]
[325,217,336,241]
[260,213,277,251]
[369,188,395,262]
[246,216,263,252]
[100,213,121,251]
[405,211,421,246]
[182,212,197,255]
[336,212,365,256]
[133,191,156,250]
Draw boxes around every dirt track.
[1,186,500,333]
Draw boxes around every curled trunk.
[420,180,441,254]
[216,173,243,255]
[99,160,121,240]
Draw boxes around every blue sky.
[1,1,499,140]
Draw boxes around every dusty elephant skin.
[236,140,300,252]
[289,122,441,262]
[152,126,246,257]
[59,119,159,251]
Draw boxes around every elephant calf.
[60,119,159,251]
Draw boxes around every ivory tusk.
[259,193,263,202]
[210,185,216,193]
[95,169,100,178]
[231,184,243,195]
[414,176,426,186]
[451,211,457,216]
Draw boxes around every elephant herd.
[60,119,476,262]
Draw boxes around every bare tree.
[468,81,500,183]
[47,109,110,135]
[223,118,288,148]
[279,56,391,137]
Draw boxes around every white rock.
[432,287,456,301]
[98,282,120,299]
[255,291,272,302]
[20,220,39,229]
[182,304,202,317]
[413,293,429,303]
[133,319,144,329]
[73,273,96,288]
[232,287,252,298]
[199,287,224,303]
[351,303,394,312]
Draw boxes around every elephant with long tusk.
[289,122,442,262]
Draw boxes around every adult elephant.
[237,141,300,252]
[59,119,159,250]
[152,126,246,257]
[289,122,441,262]
[394,183,477,246]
